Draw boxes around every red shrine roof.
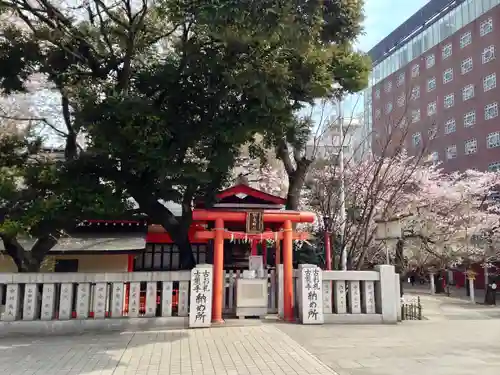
[196,183,286,208]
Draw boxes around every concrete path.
[0,325,336,375]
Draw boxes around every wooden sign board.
[246,211,264,234]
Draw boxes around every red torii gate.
[192,209,315,323]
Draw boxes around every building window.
[397,72,405,87]
[375,108,381,119]
[375,88,380,99]
[480,17,493,37]
[384,81,392,93]
[462,84,474,101]
[411,86,420,100]
[485,102,499,120]
[488,161,500,172]
[444,93,454,109]
[443,68,453,84]
[411,109,420,123]
[487,131,500,148]
[442,43,452,60]
[427,101,437,116]
[460,31,472,48]
[412,132,422,147]
[446,145,457,160]
[444,118,456,134]
[464,139,477,155]
[397,94,405,108]
[134,243,209,271]
[427,77,436,92]
[483,73,496,92]
[461,57,473,75]
[425,54,435,69]
[482,45,495,64]
[411,64,419,78]
[385,102,393,114]
[428,126,437,140]
[463,110,476,127]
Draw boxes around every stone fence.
[0,264,213,335]
[286,264,400,324]
[0,264,400,336]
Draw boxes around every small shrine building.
[0,183,315,322]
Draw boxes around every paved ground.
[1,292,500,375]
[277,292,500,375]
[0,325,335,375]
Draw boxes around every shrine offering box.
[236,278,268,318]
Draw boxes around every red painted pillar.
[251,240,258,255]
[325,231,332,270]
[263,242,267,267]
[212,218,225,323]
[283,220,294,322]
[125,254,134,313]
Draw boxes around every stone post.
[468,277,475,303]
[374,265,397,323]
[395,274,402,321]
[300,266,323,324]
[297,264,316,321]
[429,273,436,294]
[277,264,284,319]
[189,264,213,328]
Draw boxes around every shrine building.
[0,183,314,322]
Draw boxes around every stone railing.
[0,265,214,335]
[287,264,399,324]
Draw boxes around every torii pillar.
[193,210,314,323]
[282,220,294,321]
[212,218,225,323]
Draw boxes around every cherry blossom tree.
[402,168,500,268]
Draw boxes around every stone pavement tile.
[0,325,338,375]
[274,317,500,375]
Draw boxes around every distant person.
[410,274,416,286]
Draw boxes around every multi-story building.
[364,0,500,172]
[306,117,365,162]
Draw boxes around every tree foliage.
[0,0,371,270]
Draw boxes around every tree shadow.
[0,329,189,374]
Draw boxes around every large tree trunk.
[131,192,197,270]
[286,160,311,210]
[1,235,57,272]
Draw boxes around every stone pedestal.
[236,278,268,318]
[189,265,213,328]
